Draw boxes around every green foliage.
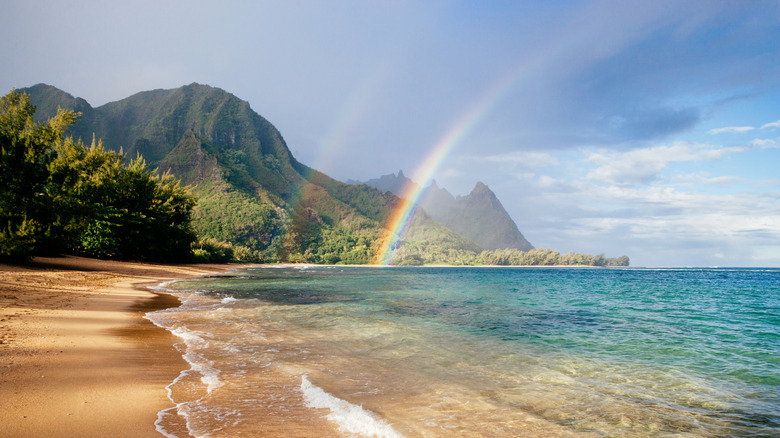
[1,89,197,262]
[397,254,424,266]
[192,188,283,261]
[0,89,77,260]
[299,166,395,223]
[307,227,376,265]
[280,207,323,261]
[385,245,629,267]
[191,238,234,263]
[190,237,264,264]
[46,136,197,261]
[385,209,482,265]
[189,174,383,265]
[473,248,629,267]
[609,255,630,267]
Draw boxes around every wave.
[301,375,404,438]
[145,284,225,438]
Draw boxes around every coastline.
[0,256,235,438]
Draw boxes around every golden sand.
[0,256,233,438]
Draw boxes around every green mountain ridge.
[22,83,480,264]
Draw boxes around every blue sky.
[2,0,779,266]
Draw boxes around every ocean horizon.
[146,265,780,437]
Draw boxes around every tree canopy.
[0,89,197,262]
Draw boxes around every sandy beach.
[0,256,234,438]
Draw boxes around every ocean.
[146,266,780,437]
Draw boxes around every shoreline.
[0,255,235,438]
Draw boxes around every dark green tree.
[0,90,77,260]
[1,89,197,262]
[47,137,197,261]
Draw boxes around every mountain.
[23,83,479,264]
[347,169,418,195]
[357,171,533,251]
[428,182,534,251]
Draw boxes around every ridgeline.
[3,83,628,266]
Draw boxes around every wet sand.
[0,256,234,438]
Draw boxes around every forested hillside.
[22,83,477,264]
[10,83,628,266]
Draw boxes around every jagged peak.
[426,180,453,197]
[470,181,494,197]
[378,171,400,181]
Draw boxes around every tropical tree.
[1,89,197,262]
[48,137,197,261]
[0,90,77,260]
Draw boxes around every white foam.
[153,327,222,438]
[144,278,233,438]
[166,326,223,394]
[301,375,404,438]
[154,407,180,438]
[146,279,177,293]
[182,352,223,394]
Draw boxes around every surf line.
[372,69,524,265]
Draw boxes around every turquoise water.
[147,266,780,437]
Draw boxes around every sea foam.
[146,294,224,438]
[169,326,223,394]
[301,375,404,438]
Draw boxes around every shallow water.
[147,266,780,437]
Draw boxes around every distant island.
[1,84,628,266]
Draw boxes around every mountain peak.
[470,181,494,196]
[358,172,533,252]
[357,170,417,197]
[23,83,93,123]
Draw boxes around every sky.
[2,0,779,267]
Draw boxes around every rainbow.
[373,66,532,265]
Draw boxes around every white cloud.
[700,175,743,185]
[582,138,778,187]
[536,175,564,188]
[707,126,754,134]
[672,173,745,185]
[515,174,780,266]
[760,120,780,129]
[585,141,732,185]
[751,138,778,148]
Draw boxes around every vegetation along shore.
[1,86,627,266]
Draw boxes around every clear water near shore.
[146,266,780,437]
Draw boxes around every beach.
[0,256,232,438]
[4,261,778,437]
